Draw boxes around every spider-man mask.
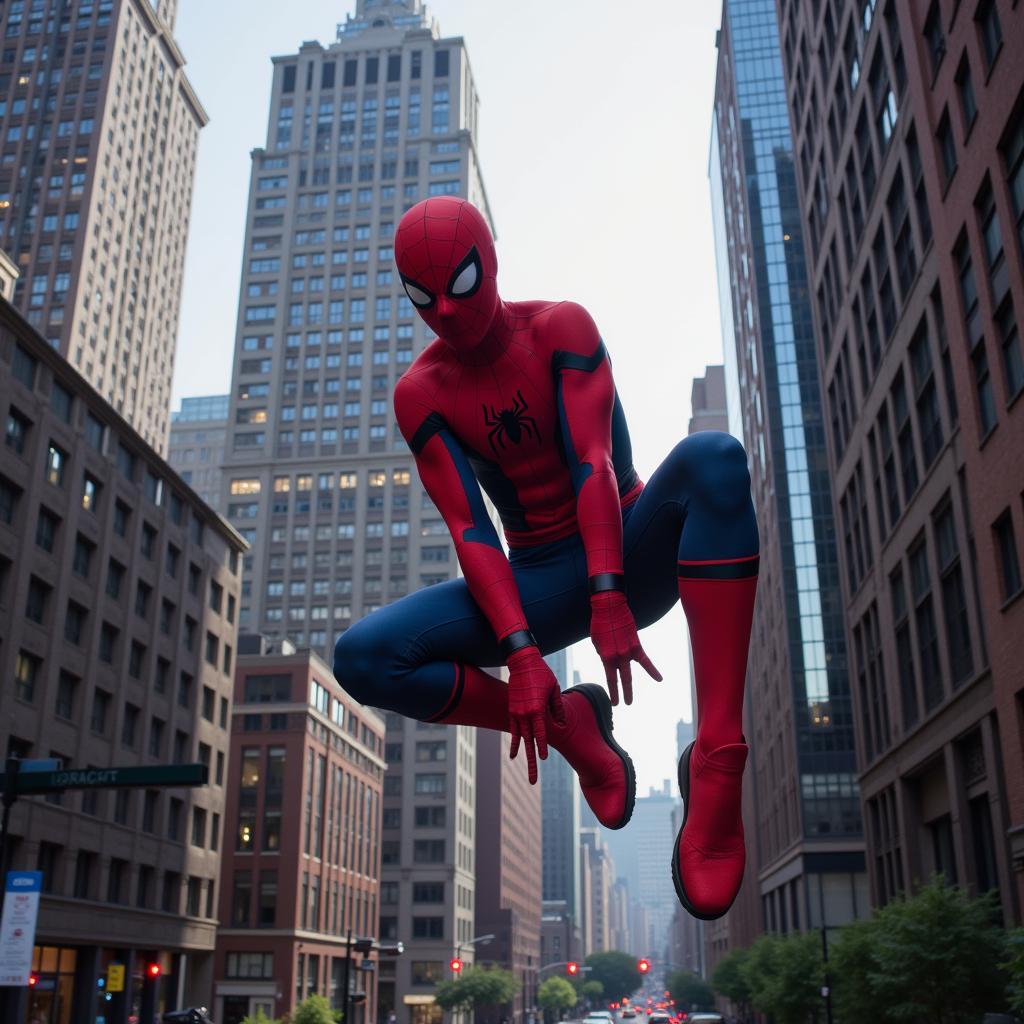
[394,197,501,357]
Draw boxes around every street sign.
[359,959,375,971]
[0,764,207,795]
[107,963,126,993]
[0,872,42,986]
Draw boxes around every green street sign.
[0,763,207,795]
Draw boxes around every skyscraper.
[603,784,678,963]
[710,0,867,946]
[216,5,491,1022]
[541,648,583,943]
[776,0,1023,921]
[0,0,207,452]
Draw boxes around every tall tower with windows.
[0,0,206,453]
[219,3,492,1020]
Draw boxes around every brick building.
[474,728,542,1024]
[776,0,1024,920]
[214,638,387,1024]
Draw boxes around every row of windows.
[847,489,975,764]
[230,468,411,496]
[6,343,220,552]
[22,842,214,919]
[280,49,451,95]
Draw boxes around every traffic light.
[146,963,161,979]
[28,974,38,988]
[637,958,651,975]
[449,958,463,974]
[566,962,579,976]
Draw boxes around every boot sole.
[671,741,738,921]
[565,683,636,830]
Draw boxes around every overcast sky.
[172,0,727,793]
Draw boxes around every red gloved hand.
[590,590,662,705]
[506,646,566,784]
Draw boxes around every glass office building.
[710,0,865,940]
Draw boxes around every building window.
[4,408,30,455]
[937,110,956,184]
[993,510,1022,601]
[15,651,40,703]
[909,541,943,710]
[975,0,1003,70]
[45,442,67,486]
[956,57,977,133]
[933,502,973,684]
[90,687,111,733]
[995,299,1024,401]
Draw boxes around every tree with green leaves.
[584,951,642,1004]
[1004,928,1024,1018]
[710,946,753,1021]
[291,994,339,1024]
[741,932,822,1024]
[241,1010,282,1024]
[581,979,604,1003]
[830,878,1008,1023]
[666,969,714,1012]
[539,976,580,1015]
[434,965,520,1015]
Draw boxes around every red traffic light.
[566,961,579,976]
[147,963,161,978]
[28,974,38,987]
[449,958,463,973]
[638,958,651,975]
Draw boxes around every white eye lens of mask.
[449,259,478,297]
[403,281,433,308]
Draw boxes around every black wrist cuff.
[500,629,538,659]
[589,572,626,595]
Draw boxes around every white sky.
[172,0,727,792]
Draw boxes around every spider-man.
[333,197,759,919]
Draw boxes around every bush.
[242,1011,282,1024]
[291,994,339,1024]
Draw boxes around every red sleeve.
[394,374,533,650]
[549,302,624,579]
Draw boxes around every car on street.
[649,1012,672,1024]
[685,1015,723,1023]
[584,1014,615,1023]
[620,1010,637,1019]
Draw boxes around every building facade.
[603,784,678,963]
[710,0,868,959]
[214,639,387,1024]
[0,0,206,452]
[475,728,542,1024]
[579,829,612,955]
[214,3,493,1020]
[0,299,245,1024]
[776,0,1023,921]
[167,394,230,512]
[687,365,728,435]
[540,649,583,946]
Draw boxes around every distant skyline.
[172,0,725,790]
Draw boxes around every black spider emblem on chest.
[482,390,541,456]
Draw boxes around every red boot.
[672,738,748,920]
[550,684,636,830]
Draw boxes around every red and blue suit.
[333,197,760,919]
